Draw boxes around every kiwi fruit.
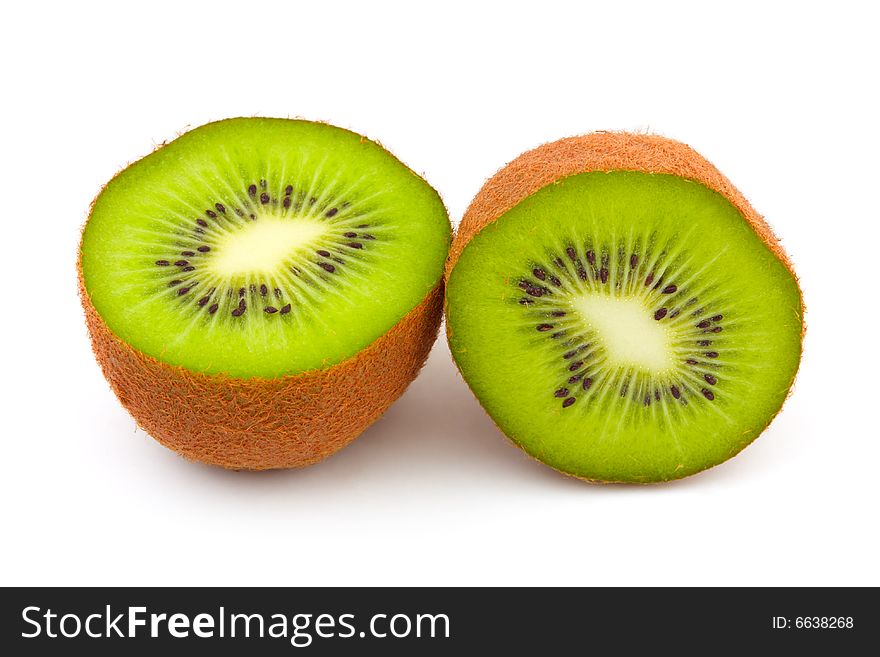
[79,117,450,470]
[445,132,803,483]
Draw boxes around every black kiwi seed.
[662,284,677,294]
[600,268,609,283]
[698,340,711,346]
[554,388,569,398]
[169,280,182,287]
[197,296,210,307]
[156,260,170,266]
[670,385,681,399]
[562,397,576,408]
[701,389,715,401]
[344,231,357,238]
[326,208,338,218]
[645,273,654,286]
[264,306,278,314]
[181,251,195,257]
[260,192,270,204]
[686,359,698,365]
[550,310,566,317]
[215,203,225,213]
[697,319,711,329]
[630,254,638,269]
[705,351,719,358]
[280,304,291,315]
[582,377,593,390]
[182,266,195,272]
[536,324,554,332]
[206,210,217,219]
[704,374,717,385]
[711,314,723,321]
[260,284,268,296]
[283,197,292,209]
[232,300,246,317]
[361,234,376,240]
[198,245,210,253]
[569,373,583,383]
[208,303,219,314]
[654,308,668,320]
[317,250,331,257]
[586,250,596,265]
[319,262,336,273]
[175,260,188,266]
[196,219,208,228]
[284,185,293,195]
[533,267,546,280]
[347,242,363,249]
[711,327,723,333]
[247,184,257,196]
[568,361,583,372]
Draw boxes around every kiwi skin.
[80,271,443,470]
[79,125,450,471]
[445,132,805,483]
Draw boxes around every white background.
[1,1,877,586]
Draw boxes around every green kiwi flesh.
[81,118,451,378]
[446,172,802,482]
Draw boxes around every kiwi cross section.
[446,170,802,482]
[81,118,450,379]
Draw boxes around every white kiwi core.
[209,216,328,277]
[571,294,674,373]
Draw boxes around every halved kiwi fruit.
[80,117,451,470]
[446,133,803,483]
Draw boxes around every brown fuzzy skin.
[81,277,444,470]
[446,132,804,484]
[448,132,796,280]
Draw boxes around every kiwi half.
[80,118,450,470]
[446,133,803,483]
